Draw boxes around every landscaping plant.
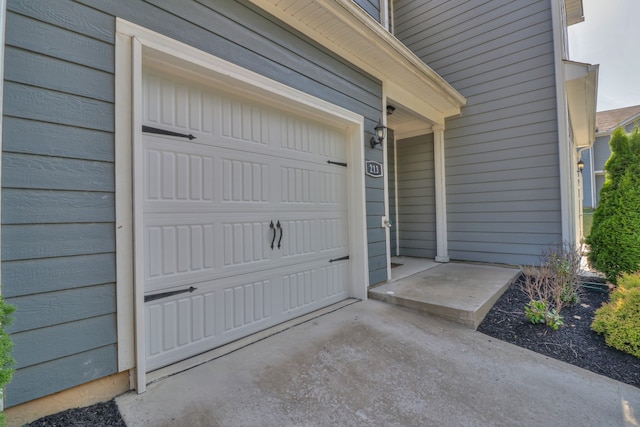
[520,242,583,330]
[591,272,640,358]
[587,126,640,284]
[0,290,15,426]
[542,242,582,306]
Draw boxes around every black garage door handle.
[270,221,276,250]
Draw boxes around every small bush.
[592,272,640,358]
[525,299,547,325]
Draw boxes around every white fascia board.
[565,60,599,149]
[247,0,466,122]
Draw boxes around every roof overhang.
[564,60,599,148]
[565,0,585,26]
[247,0,466,124]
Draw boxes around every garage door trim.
[114,19,368,393]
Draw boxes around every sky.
[568,0,640,112]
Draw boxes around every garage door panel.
[145,286,219,371]
[222,278,273,333]
[221,220,272,268]
[221,157,270,203]
[144,141,216,205]
[145,220,216,293]
[141,69,351,371]
[282,260,349,313]
[145,69,348,164]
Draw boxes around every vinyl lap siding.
[2,0,383,406]
[580,148,593,208]
[593,135,611,171]
[77,0,386,285]
[395,0,561,265]
[2,0,118,407]
[396,135,436,258]
[354,0,381,22]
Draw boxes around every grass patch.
[583,208,594,237]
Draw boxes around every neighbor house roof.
[596,105,640,133]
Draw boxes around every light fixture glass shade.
[374,120,386,140]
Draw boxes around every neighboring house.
[581,105,640,208]
[0,0,597,420]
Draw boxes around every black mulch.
[477,274,640,388]
[26,399,125,427]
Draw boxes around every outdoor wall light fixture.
[370,119,387,148]
[577,159,585,174]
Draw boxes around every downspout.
[588,145,596,208]
[0,0,7,412]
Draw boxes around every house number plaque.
[366,160,383,178]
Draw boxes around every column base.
[435,256,450,263]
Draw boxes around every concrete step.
[368,262,521,329]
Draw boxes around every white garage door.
[139,70,351,371]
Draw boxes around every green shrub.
[587,126,640,284]
[591,272,640,358]
[0,291,15,426]
[525,300,547,325]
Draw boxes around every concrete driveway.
[117,299,640,426]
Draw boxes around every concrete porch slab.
[369,261,521,329]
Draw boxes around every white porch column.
[433,124,449,263]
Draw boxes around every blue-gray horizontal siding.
[2,0,383,406]
[395,0,561,265]
[6,346,117,408]
[396,135,436,258]
[581,148,594,208]
[593,135,612,171]
[76,0,385,285]
[354,0,381,22]
[3,0,118,408]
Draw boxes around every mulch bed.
[26,399,125,427]
[478,274,640,388]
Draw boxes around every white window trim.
[115,19,369,393]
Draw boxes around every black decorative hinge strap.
[329,255,350,263]
[144,286,197,302]
[327,160,347,167]
[142,125,196,140]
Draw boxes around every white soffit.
[247,0,466,123]
[565,60,599,148]
[565,0,585,26]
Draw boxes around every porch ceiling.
[564,60,599,149]
[248,0,466,124]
